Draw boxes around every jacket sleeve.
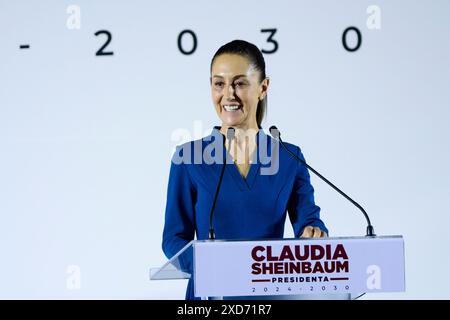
[161,147,197,273]
[287,146,329,237]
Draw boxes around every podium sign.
[193,236,404,298]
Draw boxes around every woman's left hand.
[300,226,328,238]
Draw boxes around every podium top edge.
[194,235,403,243]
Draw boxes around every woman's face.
[210,54,268,130]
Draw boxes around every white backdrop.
[0,0,449,299]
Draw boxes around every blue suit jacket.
[162,127,328,300]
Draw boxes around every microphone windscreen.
[269,125,280,138]
[226,127,235,140]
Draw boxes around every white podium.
[151,236,405,300]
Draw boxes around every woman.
[162,39,328,300]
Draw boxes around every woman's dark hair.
[210,39,267,127]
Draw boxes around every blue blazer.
[162,127,328,300]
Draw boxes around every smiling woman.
[210,54,268,132]
[162,39,328,300]
[210,42,269,178]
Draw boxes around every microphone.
[269,125,376,237]
[209,127,235,240]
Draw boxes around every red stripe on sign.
[330,277,349,281]
[252,279,271,282]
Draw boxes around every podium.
[150,235,405,300]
